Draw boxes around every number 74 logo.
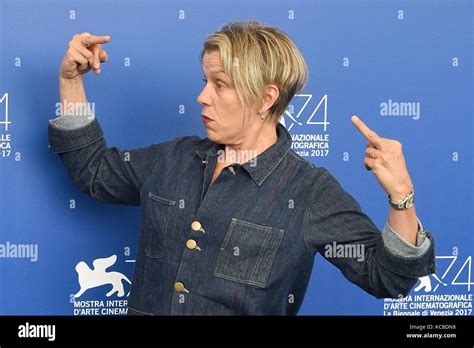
[0,93,11,131]
[414,256,473,293]
[281,94,330,132]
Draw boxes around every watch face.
[405,197,415,209]
[390,194,414,210]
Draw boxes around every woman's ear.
[259,84,280,114]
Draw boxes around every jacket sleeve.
[48,114,170,206]
[303,168,436,299]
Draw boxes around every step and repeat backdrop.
[0,0,472,315]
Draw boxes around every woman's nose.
[197,87,210,106]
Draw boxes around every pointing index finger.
[351,115,383,148]
[85,34,111,45]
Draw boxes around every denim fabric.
[48,115,436,315]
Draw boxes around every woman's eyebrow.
[214,70,232,82]
[203,69,230,82]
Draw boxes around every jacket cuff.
[49,114,95,130]
[49,103,96,130]
[377,220,436,279]
[382,217,431,258]
[48,116,104,153]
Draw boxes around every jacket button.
[174,282,189,293]
[186,239,201,251]
[191,221,205,233]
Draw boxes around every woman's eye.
[202,78,223,89]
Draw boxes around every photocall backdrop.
[0,0,472,315]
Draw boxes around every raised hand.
[351,115,413,201]
[60,32,111,80]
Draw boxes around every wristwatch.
[388,187,415,210]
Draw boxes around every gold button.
[191,221,202,231]
[191,221,205,233]
[186,239,197,250]
[174,282,188,293]
[186,239,201,251]
[186,239,197,249]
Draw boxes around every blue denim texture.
[48,114,436,315]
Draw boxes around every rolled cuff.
[377,220,436,279]
[49,114,95,130]
[382,217,431,258]
[48,116,104,153]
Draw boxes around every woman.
[48,21,435,315]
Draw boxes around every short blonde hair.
[200,20,309,124]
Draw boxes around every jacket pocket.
[214,218,284,288]
[142,191,176,258]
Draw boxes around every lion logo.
[414,274,447,293]
[73,255,131,298]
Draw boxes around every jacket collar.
[194,122,292,186]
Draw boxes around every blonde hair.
[200,20,309,124]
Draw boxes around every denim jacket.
[48,113,436,315]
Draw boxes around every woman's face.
[197,50,258,144]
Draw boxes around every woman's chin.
[204,128,218,142]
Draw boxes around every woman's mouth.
[202,115,213,124]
